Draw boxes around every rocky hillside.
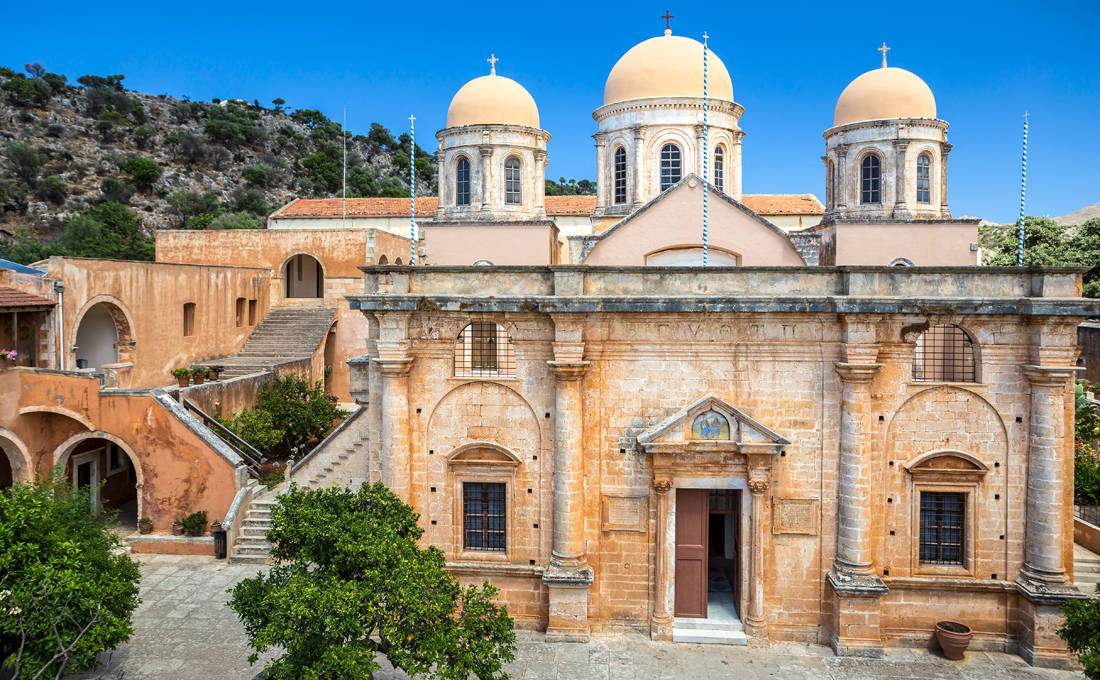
[0,65,435,241]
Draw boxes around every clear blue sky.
[4,1,1098,223]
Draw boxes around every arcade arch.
[74,299,133,371]
[54,431,143,528]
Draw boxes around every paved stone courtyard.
[67,554,1085,680]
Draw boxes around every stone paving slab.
[65,554,1085,680]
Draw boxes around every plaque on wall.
[601,495,647,533]
[771,497,819,535]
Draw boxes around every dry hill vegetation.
[0,63,435,262]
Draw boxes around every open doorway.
[285,253,324,298]
[674,488,742,622]
[62,438,140,532]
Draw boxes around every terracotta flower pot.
[171,522,185,536]
[935,621,972,660]
[176,376,190,388]
[192,373,205,385]
[139,522,153,535]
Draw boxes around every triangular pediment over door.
[636,396,790,455]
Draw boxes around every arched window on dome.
[713,145,725,192]
[916,153,931,204]
[860,154,881,204]
[660,143,681,192]
[455,157,471,206]
[613,147,627,205]
[504,157,521,205]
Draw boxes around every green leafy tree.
[132,124,155,149]
[222,375,346,458]
[234,188,268,216]
[545,177,596,196]
[76,74,125,91]
[242,163,273,188]
[290,108,329,129]
[121,156,161,188]
[0,230,54,264]
[979,217,1100,297]
[271,97,286,112]
[228,482,516,680]
[217,408,282,452]
[36,175,67,204]
[60,202,154,260]
[207,211,263,230]
[1,76,48,105]
[0,474,142,679]
[99,177,134,204]
[167,189,222,227]
[301,151,341,194]
[4,143,46,183]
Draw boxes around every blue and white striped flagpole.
[409,114,417,265]
[1017,112,1028,267]
[702,32,709,267]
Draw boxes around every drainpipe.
[53,280,64,370]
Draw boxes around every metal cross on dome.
[662,10,674,31]
[487,53,499,75]
[878,42,890,68]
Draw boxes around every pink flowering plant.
[1,349,16,361]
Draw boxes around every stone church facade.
[340,266,1097,667]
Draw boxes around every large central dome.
[603,32,734,106]
[446,74,540,128]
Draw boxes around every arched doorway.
[55,433,142,530]
[285,253,324,298]
[0,431,32,488]
[74,300,133,371]
[323,321,337,394]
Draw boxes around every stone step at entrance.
[228,491,281,565]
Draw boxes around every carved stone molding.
[835,362,882,383]
[748,479,769,495]
[547,360,589,381]
[1021,365,1079,387]
[373,357,413,377]
[653,479,672,494]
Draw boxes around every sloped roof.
[0,286,54,309]
[269,193,823,220]
[0,258,46,276]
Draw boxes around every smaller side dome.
[833,66,936,127]
[446,75,540,129]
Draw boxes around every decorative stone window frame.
[447,442,521,564]
[857,150,884,205]
[452,320,517,380]
[454,155,472,207]
[902,322,983,386]
[503,155,523,206]
[903,449,989,578]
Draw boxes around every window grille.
[916,154,931,203]
[464,482,506,552]
[505,157,521,205]
[660,143,681,191]
[455,157,470,206]
[913,324,976,382]
[454,322,516,377]
[919,491,965,565]
[861,155,881,204]
[714,145,724,192]
[613,146,627,204]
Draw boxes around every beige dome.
[833,66,936,126]
[446,74,539,128]
[603,33,733,106]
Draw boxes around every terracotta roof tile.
[741,194,824,215]
[268,193,823,219]
[0,286,54,309]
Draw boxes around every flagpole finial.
[487,53,498,75]
[878,42,891,68]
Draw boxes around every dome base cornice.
[593,97,743,124]
[823,117,947,139]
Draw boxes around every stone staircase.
[229,489,280,565]
[1075,543,1100,596]
[213,305,337,378]
[672,616,748,646]
[306,428,368,488]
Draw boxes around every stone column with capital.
[939,143,951,217]
[730,131,744,201]
[543,316,593,641]
[650,479,673,640]
[892,140,910,219]
[835,144,849,212]
[1016,364,1085,668]
[632,125,647,208]
[478,145,492,214]
[533,149,548,217]
[593,135,607,210]
[694,124,705,179]
[827,359,888,658]
[743,473,770,639]
[373,313,413,502]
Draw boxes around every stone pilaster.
[939,143,951,217]
[1015,364,1085,667]
[544,317,592,641]
[632,125,647,209]
[834,144,849,212]
[593,134,607,209]
[744,474,770,639]
[434,149,447,217]
[650,479,673,640]
[730,130,744,201]
[892,140,910,219]
[694,124,705,179]
[533,149,548,217]
[827,361,887,658]
[375,355,412,501]
[478,144,492,214]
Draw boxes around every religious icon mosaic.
[691,410,730,440]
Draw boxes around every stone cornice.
[1021,365,1081,387]
[373,357,413,377]
[823,117,949,140]
[547,360,589,380]
[593,96,743,123]
[835,362,883,383]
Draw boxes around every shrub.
[60,202,154,260]
[0,474,141,678]
[171,367,191,378]
[42,72,67,92]
[204,103,264,147]
[121,156,161,188]
[208,211,262,230]
[1,76,47,105]
[100,177,134,204]
[176,132,206,164]
[132,124,155,148]
[221,375,346,459]
[4,142,46,183]
[218,408,282,452]
[181,511,207,536]
[234,188,267,216]
[242,163,273,188]
[228,482,515,680]
[37,175,67,204]
[301,151,340,193]
[76,74,125,91]
[189,212,216,230]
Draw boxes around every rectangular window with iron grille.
[613,147,627,205]
[464,482,506,552]
[919,491,965,565]
[913,324,976,383]
[454,322,516,377]
[916,154,931,203]
[456,158,471,206]
[861,155,881,204]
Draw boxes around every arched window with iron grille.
[713,145,725,192]
[861,154,881,204]
[504,157,521,205]
[613,146,627,205]
[916,153,931,204]
[913,324,977,382]
[455,157,470,206]
[660,143,681,191]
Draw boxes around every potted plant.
[935,620,973,660]
[191,365,207,385]
[0,348,16,369]
[172,367,191,387]
[138,517,153,534]
[182,510,208,536]
[208,365,224,381]
[171,517,185,535]
[209,518,223,534]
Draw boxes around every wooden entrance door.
[674,488,709,618]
